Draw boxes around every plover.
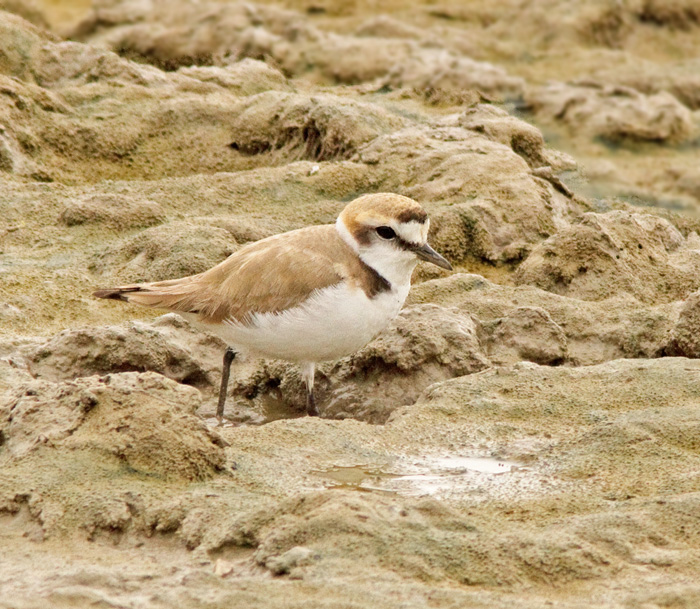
[94,193,452,419]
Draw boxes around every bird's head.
[336,193,452,283]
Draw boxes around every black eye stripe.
[397,237,419,251]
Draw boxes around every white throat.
[335,217,417,289]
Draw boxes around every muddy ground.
[2,0,700,607]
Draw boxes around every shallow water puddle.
[315,456,523,498]
[314,466,398,494]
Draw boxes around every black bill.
[413,243,452,270]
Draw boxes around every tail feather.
[93,277,206,314]
[93,287,142,301]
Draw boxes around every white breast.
[196,281,410,363]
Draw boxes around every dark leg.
[217,347,236,421]
[306,389,319,417]
[301,362,319,417]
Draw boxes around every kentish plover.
[94,193,452,419]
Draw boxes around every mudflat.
[2,1,700,607]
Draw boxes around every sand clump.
[177,59,291,95]
[89,221,239,283]
[409,274,678,365]
[515,210,700,303]
[524,82,695,144]
[591,57,700,111]
[1,371,226,479]
[0,0,47,27]
[70,0,525,102]
[383,49,524,104]
[58,192,166,229]
[457,104,576,171]
[0,11,297,183]
[482,306,568,366]
[228,91,406,161]
[21,314,225,388]
[667,290,700,357]
[357,120,583,265]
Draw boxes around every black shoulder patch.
[362,261,392,297]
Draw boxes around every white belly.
[194,281,409,362]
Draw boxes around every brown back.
[98,224,390,324]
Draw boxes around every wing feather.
[94,225,354,323]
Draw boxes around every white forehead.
[393,219,429,245]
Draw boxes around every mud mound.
[71,0,308,71]
[233,357,700,590]
[483,306,568,366]
[228,92,405,161]
[32,40,213,90]
[178,59,291,95]
[71,0,525,100]
[672,166,700,203]
[0,0,47,28]
[297,33,418,84]
[90,221,238,283]
[637,0,700,29]
[0,11,55,80]
[0,359,33,406]
[458,104,576,171]
[524,82,695,144]
[593,58,700,110]
[577,0,700,49]
[409,274,677,365]
[408,358,700,496]
[250,491,609,586]
[24,314,224,388]
[1,371,225,480]
[515,211,700,303]
[59,193,166,229]
[356,120,583,264]
[0,74,68,181]
[667,290,700,357]
[385,49,524,103]
[323,304,489,421]
[0,12,267,182]
[355,15,424,39]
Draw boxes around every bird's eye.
[376,226,396,240]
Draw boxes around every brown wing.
[94,225,369,323]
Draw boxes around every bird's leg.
[301,362,319,417]
[306,390,318,417]
[217,347,236,422]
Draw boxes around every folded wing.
[94,225,350,324]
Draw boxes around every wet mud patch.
[3,352,700,606]
[315,455,526,498]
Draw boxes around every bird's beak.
[414,243,452,270]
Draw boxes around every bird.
[93,193,452,420]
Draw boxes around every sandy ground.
[2,0,700,607]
